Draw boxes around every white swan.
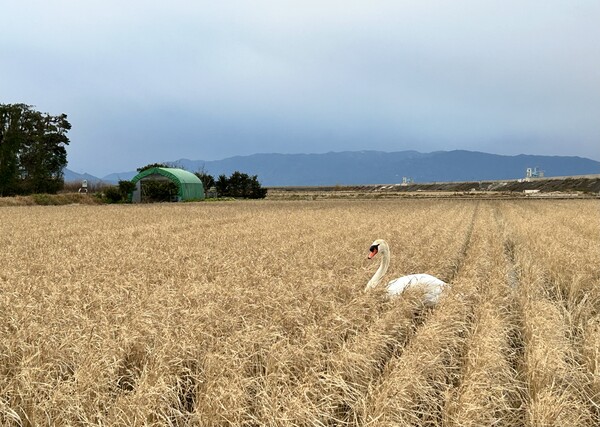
[365,239,447,306]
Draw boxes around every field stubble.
[0,199,599,426]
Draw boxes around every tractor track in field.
[326,202,482,426]
[351,202,483,426]
[431,202,526,426]
[366,200,481,377]
[440,201,480,284]
[244,202,484,426]
[492,203,529,425]
[494,202,600,425]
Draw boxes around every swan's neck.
[366,249,390,291]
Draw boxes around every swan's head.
[368,239,389,259]
[365,239,390,292]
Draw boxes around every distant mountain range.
[64,150,600,186]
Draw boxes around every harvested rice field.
[1,199,599,426]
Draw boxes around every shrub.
[103,186,123,203]
[31,193,54,205]
[118,180,136,200]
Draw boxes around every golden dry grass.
[0,199,599,426]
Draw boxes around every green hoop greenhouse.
[130,167,205,202]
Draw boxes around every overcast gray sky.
[2,0,600,176]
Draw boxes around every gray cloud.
[2,0,599,176]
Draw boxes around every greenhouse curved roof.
[132,167,202,185]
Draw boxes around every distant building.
[400,177,414,186]
[525,167,544,180]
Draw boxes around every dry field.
[0,199,599,426]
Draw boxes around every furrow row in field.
[355,203,489,426]
[500,201,597,426]
[443,202,524,426]
[437,201,479,283]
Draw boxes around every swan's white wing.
[387,274,447,305]
[386,275,415,295]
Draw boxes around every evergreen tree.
[215,174,229,196]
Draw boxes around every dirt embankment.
[268,177,600,199]
[399,177,600,193]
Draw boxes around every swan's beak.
[368,248,378,259]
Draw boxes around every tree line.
[0,104,70,196]
[195,170,267,199]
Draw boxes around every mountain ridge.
[64,150,600,186]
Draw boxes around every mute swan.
[365,239,447,306]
